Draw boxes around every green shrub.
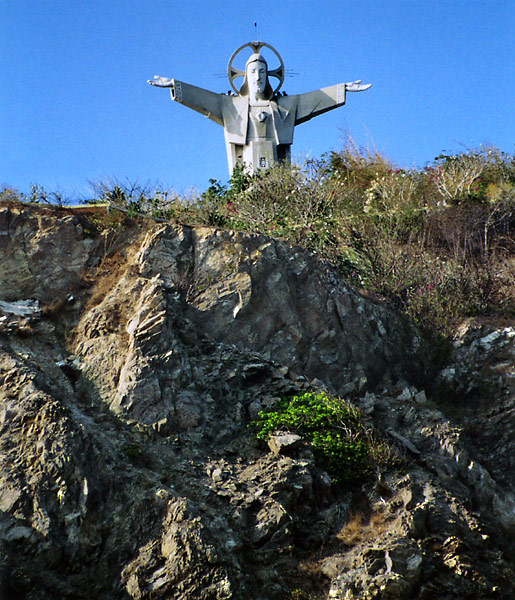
[196,163,253,227]
[89,178,184,220]
[252,391,381,482]
[122,442,143,465]
[430,151,486,204]
[428,146,515,205]
[230,160,339,250]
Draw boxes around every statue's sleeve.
[294,84,346,125]
[169,79,224,126]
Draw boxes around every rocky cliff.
[1,201,514,599]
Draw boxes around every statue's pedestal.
[243,140,277,172]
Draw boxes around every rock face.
[0,201,514,599]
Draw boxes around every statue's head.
[240,53,274,100]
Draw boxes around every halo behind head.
[228,41,285,97]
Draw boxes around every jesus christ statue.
[148,41,371,174]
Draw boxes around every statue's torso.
[247,102,275,141]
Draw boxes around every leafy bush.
[232,160,339,253]
[0,187,23,203]
[0,184,69,206]
[252,391,382,482]
[88,178,186,220]
[430,151,486,204]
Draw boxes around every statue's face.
[246,60,267,97]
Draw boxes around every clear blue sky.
[1,0,514,199]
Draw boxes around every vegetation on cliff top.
[3,140,515,339]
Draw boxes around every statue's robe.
[168,79,346,173]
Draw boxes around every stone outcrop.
[0,201,514,599]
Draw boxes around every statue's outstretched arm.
[148,76,224,126]
[294,81,371,126]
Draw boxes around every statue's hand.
[345,80,372,92]
[148,76,174,87]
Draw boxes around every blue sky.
[1,0,514,199]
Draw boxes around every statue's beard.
[250,83,266,97]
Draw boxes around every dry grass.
[336,510,365,546]
[336,503,394,548]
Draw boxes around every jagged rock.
[328,538,424,600]
[137,224,425,393]
[0,299,41,318]
[435,320,515,493]
[0,204,101,304]
[0,202,514,599]
[267,432,303,455]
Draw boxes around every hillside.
[0,198,514,599]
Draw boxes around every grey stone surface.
[0,203,100,304]
[267,432,302,455]
[134,224,424,398]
